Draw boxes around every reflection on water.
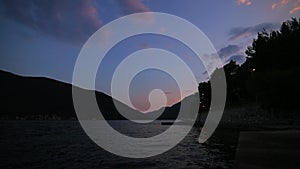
[0,121,238,169]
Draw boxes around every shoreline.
[1,104,300,131]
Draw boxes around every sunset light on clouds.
[270,0,300,14]
[1,0,299,111]
[238,0,300,15]
[237,0,252,6]
[290,5,300,14]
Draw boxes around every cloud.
[272,3,278,9]
[226,55,246,64]
[271,0,288,10]
[0,0,102,44]
[201,49,244,75]
[201,53,221,76]
[198,45,245,75]
[200,51,246,76]
[281,0,289,5]
[271,0,300,14]
[237,0,252,6]
[217,45,246,65]
[228,22,281,40]
[116,0,153,23]
[117,0,150,14]
[218,45,241,58]
[290,5,300,13]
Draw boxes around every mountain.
[0,70,181,120]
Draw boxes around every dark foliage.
[198,18,300,114]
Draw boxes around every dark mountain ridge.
[0,70,181,120]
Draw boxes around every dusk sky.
[1,0,300,112]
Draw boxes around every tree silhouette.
[246,18,300,71]
[243,17,300,113]
[198,17,300,114]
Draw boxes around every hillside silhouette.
[0,70,183,120]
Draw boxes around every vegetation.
[199,18,300,115]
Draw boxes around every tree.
[243,17,300,113]
[197,18,300,114]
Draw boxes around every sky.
[0,0,299,112]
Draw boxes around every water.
[0,121,239,169]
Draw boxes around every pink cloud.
[81,1,102,27]
[1,0,102,44]
[120,0,150,13]
[237,0,252,6]
[271,0,300,14]
[281,0,289,5]
[117,0,153,23]
[95,27,111,47]
[272,3,278,9]
[290,5,300,13]
[229,32,252,41]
